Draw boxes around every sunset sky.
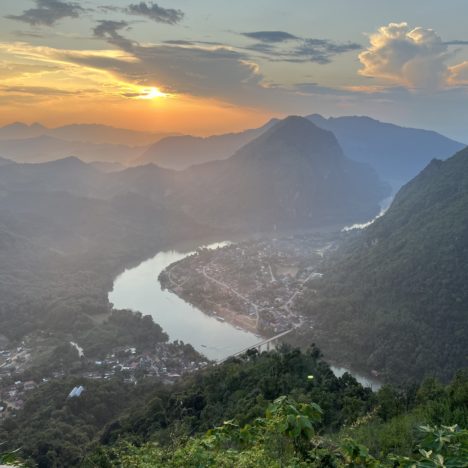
[1,0,468,140]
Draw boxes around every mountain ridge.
[297,146,468,382]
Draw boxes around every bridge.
[217,328,295,364]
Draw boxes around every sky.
[1,0,468,140]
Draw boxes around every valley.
[158,232,339,338]
[1,2,468,465]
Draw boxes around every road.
[202,264,259,327]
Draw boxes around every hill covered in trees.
[296,147,468,383]
[2,347,467,467]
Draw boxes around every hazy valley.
[1,2,468,466]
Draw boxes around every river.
[109,241,381,390]
[109,242,260,361]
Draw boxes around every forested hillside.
[296,147,468,382]
[2,347,467,467]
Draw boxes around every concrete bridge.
[217,328,295,364]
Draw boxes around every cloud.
[0,61,59,79]
[359,22,453,89]
[290,38,361,64]
[61,34,265,104]
[448,61,468,85]
[241,31,298,43]
[93,20,135,50]
[93,20,129,39]
[445,40,468,46]
[0,85,78,96]
[241,31,361,64]
[5,0,84,26]
[164,40,195,46]
[126,2,184,24]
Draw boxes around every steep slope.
[171,116,389,231]
[307,114,465,188]
[135,118,279,169]
[298,147,468,382]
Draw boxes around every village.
[0,339,208,419]
[1,232,338,419]
[160,232,338,336]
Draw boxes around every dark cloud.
[240,30,361,63]
[56,34,264,104]
[126,2,184,24]
[5,0,84,26]
[242,31,298,43]
[93,20,135,49]
[291,39,361,64]
[93,20,129,38]
[445,40,468,45]
[97,5,122,13]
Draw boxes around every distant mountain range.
[0,122,175,146]
[1,117,464,189]
[134,114,465,189]
[0,156,13,166]
[0,117,390,232]
[307,114,465,188]
[135,118,279,169]
[298,145,468,382]
[0,122,180,165]
[168,116,389,230]
[0,135,144,164]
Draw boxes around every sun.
[139,87,168,99]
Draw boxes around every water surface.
[109,241,382,389]
[109,242,260,361]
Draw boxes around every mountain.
[0,156,108,197]
[0,135,144,164]
[0,122,173,146]
[47,124,174,146]
[170,116,389,230]
[0,116,390,233]
[90,161,126,173]
[298,146,468,382]
[135,118,279,169]
[0,122,46,140]
[0,156,14,166]
[307,114,465,189]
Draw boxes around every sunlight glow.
[138,87,168,100]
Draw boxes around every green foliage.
[0,378,164,467]
[0,444,22,466]
[297,148,468,383]
[78,310,169,358]
[91,399,468,467]
[3,350,467,467]
[102,346,375,447]
[391,424,468,467]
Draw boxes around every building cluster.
[80,343,208,384]
[0,341,208,416]
[161,234,333,336]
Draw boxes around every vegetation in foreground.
[2,347,467,467]
[88,397,468,467]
